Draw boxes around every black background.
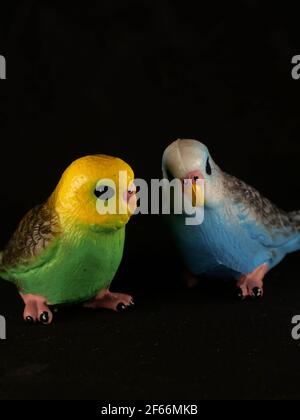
[1,0,300,400]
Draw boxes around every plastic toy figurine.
[0,155,136,324]
[162,139,300,298]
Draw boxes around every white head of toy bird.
[0,154,136,324]
[162,139,300,298]
[162,138,223,208]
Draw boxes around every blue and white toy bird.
[162,139,300,298]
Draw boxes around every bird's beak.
[192,181,205,207]
[183,170,205,207]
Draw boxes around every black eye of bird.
[193,176,199,182]
[206,157,212,175]
[94,185,115,200]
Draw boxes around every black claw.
[25,316,34,324]
[40,311,49,324]
[252,287,262,298]
[117,303,127,312]
[237,288,245,300]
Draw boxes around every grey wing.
[224,173,299,247]
[1,202,61,269]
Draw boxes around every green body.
[1,225,125,305]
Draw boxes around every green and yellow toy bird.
[0,155,136,324]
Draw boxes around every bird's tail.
[290,210,300,230]
[0,255,13,283]
[0,251,7,280]
[284,211,300,254]
[0,253,11,282]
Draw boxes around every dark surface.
[1,1,300,400]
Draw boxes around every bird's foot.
[182,269,199,288]
[20,293,53,325]
[237,263,268,299]
[84,289,134,312]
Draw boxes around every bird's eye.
[127,182,136,196]
[206,157,212,175]
[94,185,115,200]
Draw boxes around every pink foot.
[182,269,199,288]
[84,289,134,312]
[20,293,53,324]
[237,263,269,299]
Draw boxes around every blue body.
[170,200,300,278]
